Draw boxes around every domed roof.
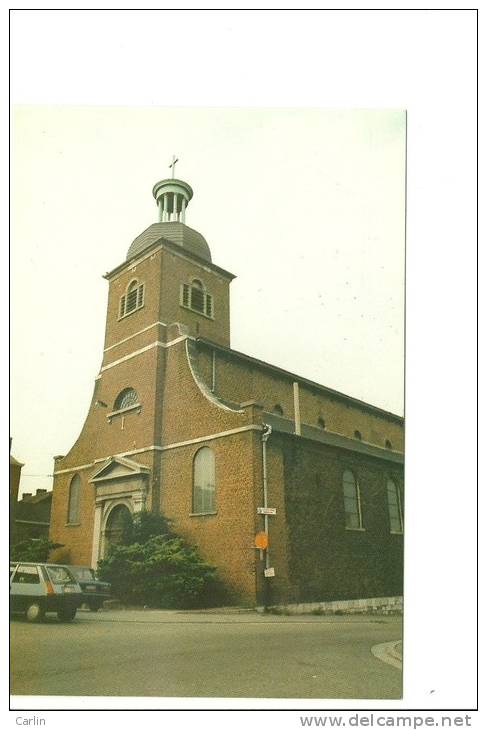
[126,222,212,263]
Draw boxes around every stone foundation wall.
[260,595,403,615]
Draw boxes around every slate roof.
[105,226,235,282]
[127,222,212,263]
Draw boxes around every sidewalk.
[390,640,403,661]
[371,639,403,669]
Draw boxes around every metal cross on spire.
[169,155,179,179]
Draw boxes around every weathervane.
[169,155,179,179]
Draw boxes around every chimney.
[36,489,47,496]
[22,493,32,501]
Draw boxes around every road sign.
[257,507,276,515]
[264,567,275,578]
[254,531,268,550]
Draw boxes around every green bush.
[120,510,172,546]
[98,534,222,608]
[10,537,64,562]
[97,511,225,608]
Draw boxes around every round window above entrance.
[114,388,139,411]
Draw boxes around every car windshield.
[71,567,95,581]
[46,566,75,584]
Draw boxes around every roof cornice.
[104,237,236,281]
[264,412,404,463]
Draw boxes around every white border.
[7,7,479,720]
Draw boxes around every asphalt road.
[10,609,402,700]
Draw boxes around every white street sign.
[264,567,275,577]
[257,507,277,515]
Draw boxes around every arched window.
[119,279,144,318]
[387,479,403,533]
[317,416,326,429]
[192,447,216,514]
[273,404,284,416]
[189,279,205,313]
[181,279,214,318]
[67,474,81,524]
[114,388,139,411]
[354,430,362,440]
[343,470,362,529]
[385,439,392,450]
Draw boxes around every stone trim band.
[53,424,263,475]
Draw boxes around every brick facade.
[49,184,404,606]
[280,435,403,603]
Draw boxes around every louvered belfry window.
[181,279,214,318]
[137,283,144,308]
[119,296,126,318]
[191,281,205,312]
[119,280,144,318]
[182,283,190,308]
[205,294,213,318]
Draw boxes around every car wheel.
[25,602,45,623]
[57,606,77,622]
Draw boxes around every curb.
[371,640,402,670]
[389,640,403,662]
[258,596,403,616]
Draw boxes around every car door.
[9,563,19,610]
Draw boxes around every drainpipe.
[211,350,216,392]
[261,424,272,571]
[293,381,301,435]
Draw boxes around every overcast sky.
[11,106,405,495]
[7,7,479,713]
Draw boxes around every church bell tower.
[50,165,236,567]
[103,165,235,356]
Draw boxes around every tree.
[97,511,225,608]
[120,509,172,546]
[10,537,64,562]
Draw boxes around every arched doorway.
[104,503,132,553]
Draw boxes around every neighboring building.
[9,443,52,544]
[13,489,53,542]
[9,446,24,536]
[50,174,404,606]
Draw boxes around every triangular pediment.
[90,455,150,484]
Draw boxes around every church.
[49,170,404,607]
